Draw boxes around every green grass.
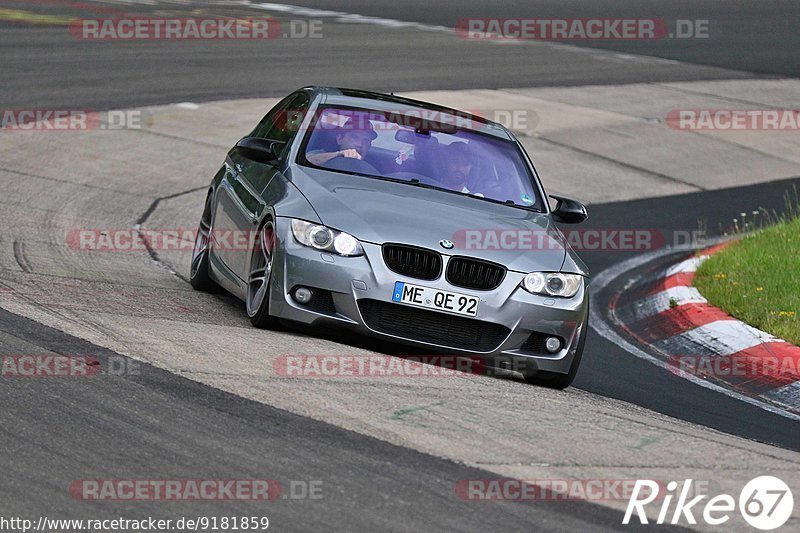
[694,216,800,344]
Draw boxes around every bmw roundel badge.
[439,239,454,249]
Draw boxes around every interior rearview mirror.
[394,129,431,144]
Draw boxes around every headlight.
[291,219,364,256]
[521,272,582,298]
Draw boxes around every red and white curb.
[592,241,800,418]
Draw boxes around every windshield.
[300,106,543,210]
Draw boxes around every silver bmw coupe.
[190,87,589,388]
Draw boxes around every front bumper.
[269,217,589,375]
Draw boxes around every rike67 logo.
[624,477,793,530]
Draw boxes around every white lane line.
[655,285,707,307]
[253,2,452,32]
[617,285,707,323]
[666,255,708,276]
[589,242,800,422]
[763,381,800,409]
[653,319,781,356]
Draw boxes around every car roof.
[303,86,514,140]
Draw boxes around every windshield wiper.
[397,179,544,212]
[314,169,544,213]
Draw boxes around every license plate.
[391,281,479,317]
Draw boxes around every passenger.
[405,136,444,178]
[441,142,481,195]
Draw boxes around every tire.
[524,309,588,390]
[246,220,280,329]
[189,194,218,292]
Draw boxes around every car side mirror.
[235,137,285,164]
[550,195,588,224]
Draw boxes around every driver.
[441,142,481,195]
[307,117,377,166]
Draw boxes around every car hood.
[288,166,572,273]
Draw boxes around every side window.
[251,95,292,139]
[252,93,310,146]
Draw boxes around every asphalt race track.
[1,1,800,531]
[0,0,768,109]
[581,178,800,450]
[0,308,668,532]
[279,0,800,78]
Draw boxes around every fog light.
[545,337,561,353]
[293,287,313,304]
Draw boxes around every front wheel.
[246,221,280,329]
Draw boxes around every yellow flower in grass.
[755,287,764,291]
